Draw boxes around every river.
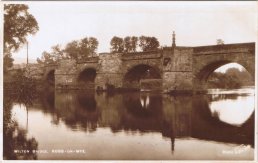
[3,87,255,160]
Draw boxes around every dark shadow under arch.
[123,64,162,90]
[46,70,55,85]
[77,68,97,89]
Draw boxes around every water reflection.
[3,88,255,160]
[4,94,38,160]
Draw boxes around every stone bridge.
[28,41,255,93]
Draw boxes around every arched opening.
[196,62,254,90]
[205,63,254,89]
[77,68,97,89]
[46,70,55,85]
[123,64,162,91]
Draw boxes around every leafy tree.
[65,37,98,60]
[4,4,39,71]
[139,36,159,52]
[131,36,138,52]
[4,4,39,52]
[38,37,99,63]
[110,36,124,53]
[88,37,99,57]
[64,40,80,60]
[51,44,65,61]
[208,67,253,89]
[124,37,131,53]
[79,37,99,58]
[79,38,90,59]
[4,52,14,73]
[36,51,55,64]
[124,36,138,53]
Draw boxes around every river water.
[3,87,255,160]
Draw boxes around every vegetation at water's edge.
[207,68,253,89]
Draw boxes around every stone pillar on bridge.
[162,47,194,93]
[95,53,124,90]
[55,59,77,89]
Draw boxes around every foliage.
[139,36,160,52]
[110,36,159,53]
[4,52,14,73]
[3,70,39,159]
[4,93,38,160]
[37,51,55,64]
[64,37,99,59]
[123,36,138,53]
[79,37,99,58]
[64,41,80,60]
[37,37,99,63]
[5,69,38,98]
[4,4,39,53]
[4,4,39,71]
[207,68,253,89]
[110,36,124,53]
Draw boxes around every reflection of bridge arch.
[77,92,97,112]
[123,92,163,119]
[123,64,162,89]
[77,67,97,89]
[192,95,254,146]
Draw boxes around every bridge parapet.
[76,56,99,64]
[122,50,162,60]
[193,42,255,56]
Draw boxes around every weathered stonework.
[55,59,77,89]
[162,47,193,92]
[95,53,124,90]
[31,42,255,93]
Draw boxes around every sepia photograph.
[2,1,257,161]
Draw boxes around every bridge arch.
[193,43,255,91]
[194,60,254,90]
[44,69,55,85]
[123,64,162,90]
[77,67,97,89]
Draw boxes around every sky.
[9,1,257,72]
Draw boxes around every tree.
[207,67,253,89]
[131,36,138,52]
[79,37,99,58]
[37,51,55,64]
[110,36,124,53]
[79,38,89,59]
[64,40,80,60]
[139,36,159,52]
[50,44,65,61]
[4,4,39,70]
[4,52,14,73]
[124,37,131,53]
[88,37,99,57]
[36,45,65,64]
[38,37,99,63]
[124,36,138,53]
[64,37,99,60]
